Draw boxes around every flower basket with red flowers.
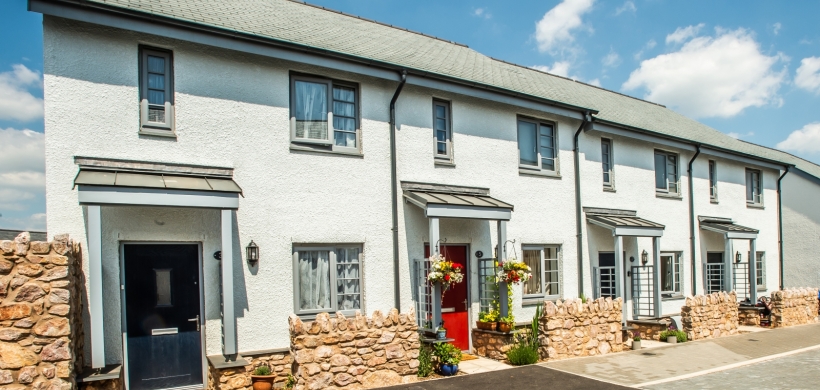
[426,254,465,291]
[496,258,532,285]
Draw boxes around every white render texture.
[43,16,783,365]
[782,170,820,288]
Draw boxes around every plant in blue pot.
[435,321,447,340]
[433,342,462,376]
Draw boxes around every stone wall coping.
[240,347,290,357]
[471,328,520,336]
[78,365,122,383]
[627,318,671,326]
[207,354,250,370]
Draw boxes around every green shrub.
[252,365,271,376]
[284,374,295,389]
[633,335,641,341]
[658,330,687,343]
[432,342,462,366]
[418,344,433,377]
[478,310,499,322]
[507,342,539,365]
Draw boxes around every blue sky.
[2,0,820,230]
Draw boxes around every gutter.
[777,166,791,290]
[687,145,701,295]
[573,112,593,298]
[389,70,407,310]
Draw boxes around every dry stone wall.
[627,319,671,341]
[770,288,819,328]
[208,351,292,390]
[738,306,762,326]
[0,232,82,390]
[681,292,739,340]
[288,308,419,390]
[538,297,624,360]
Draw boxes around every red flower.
[453,263,463,269]
[445,274,451,281]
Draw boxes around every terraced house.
[22,0,819,389]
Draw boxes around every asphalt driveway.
[385,365,631,390]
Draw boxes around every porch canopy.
[585,208,665,322]
[73,157,242,368]
[402,181,514,328]
[699,216,759,302]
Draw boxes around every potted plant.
[436,321,447,340]
[498,314,515,333]
[250,365,275,390]
[432,342,462,376]
[496,258,533,285]
[477,310,498,331]
[632,336,641,350]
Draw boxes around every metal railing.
[412,258,433,331]
[733,262,750,303]
[704,263,725,294]
[631,265,655,319]
[478,258,498,314]
[594,266,616,299]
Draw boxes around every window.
[746,169,762,205]
[139,47,174,133]
[754,252,766,289]
[433,100,452,160]
[654,150,679,194]
[293,245,362,315]
[601,138,613,188]
[709,160,718,201]
[154,269,172,307]
[660,252,681,296]
[522,245,561,299]
[518,118,557,172]
[290,75,359,152]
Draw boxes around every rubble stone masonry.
[207,351,292,390]
[681,291,739,340]
[770,288,819,328]
[538,297,624,361]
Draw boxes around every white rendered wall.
[782,169,820,288]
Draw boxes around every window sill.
[522,296,559,306]
[289,144,363,158]
[757,286,767,292]
[139,127,176,138]
[746,203,765,210]
[710,199,719,204]
[661,294,684,301]
[519,168,561,179]
[603,185,616,193]
[655,192,683,200]
[297,310,360,321]
[434,160,456,168]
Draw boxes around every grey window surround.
[660,252,681,295]
[292,244,363,317]
[519,168,562,179]
[432,99,453,162]
[521,245,561,301]
[517,116,559,174]
[654,149,680,195]
[139,46,174,134]
[656,192,683,200]
[708,160,718,202]
[289,74,361,154]
[746,168,763,206]
[601,138,614,189]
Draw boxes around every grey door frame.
[424,242,472,352]
[119,241,207,390]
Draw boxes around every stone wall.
[538,297,624,360]
[770,288,819,328]
[681,292,739,341]
[208,351,292,390]
[738,306,762,326]
[628,318,671,341]
[0,232,81,390]
[471,324,529,362]
[288,308,419,389]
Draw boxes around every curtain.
[295,81,328,140]
[336,248,361,310]
[332,86,356,147]
[522,249,541,295]
[299,250,331,310]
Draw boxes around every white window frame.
[521,245,561,300]
[289,74,361,154]
[601,138,614,189]
[139,46,174,135]
[292,244,363,317]
[654,150,680,194]
[517,117,559,173]
[660,252,681,296]
[432,99,453,161]
[746,168,763,206]
[709,160,718,202]
[753,251,766,290]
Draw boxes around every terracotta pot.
[251,375,275,390]
[476,321,497,331]
[498,322,512,333]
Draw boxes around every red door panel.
[425,244,470,351]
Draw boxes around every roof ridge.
[287,0,469,48]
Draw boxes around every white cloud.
[532,61,572,77]
[586,78,602,87]
[535,0,595,54]
[0,64,44,122]
[0,128,45,214]
[0,213,46,231]
[795,57,820,94]
[773,22,782,35]
[615,1,636,15]
[726,131,754,139]
[473,8,492,19]
[602,49,621,67]
[633,39,657,60]
[623,28,787,118]
[777,122,820,153]
[666,23,705,45]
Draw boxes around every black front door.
[124,244,202,390]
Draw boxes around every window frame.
[754,251,766,290]
[654,149,680,194]
[292,244,364,317]
[517,116,559,173]
[601,138,614,189]
[289,74,361,154]
[746,168,763,206]
[432,99,453,161]
[521,244,561,301]
[139,46,175,135]
[708,160,718,202]
[659,252,681,296]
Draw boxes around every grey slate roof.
[0,229,47,241]
[73,0,817,172]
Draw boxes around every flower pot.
[632,340,641,350]
[439,363,459,376]
[498,322,512,333]
[666,336,677,344]
[476,321,497,331]
[251,375,276,390]
[436,329,447,340]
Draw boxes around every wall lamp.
[735,251,742,263]
[641,250,648,265]
[246,240,259,265]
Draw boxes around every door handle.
[188,315,200,332]
[463,299,468,311]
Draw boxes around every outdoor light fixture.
[246,240,259,265]
[641,250,648,265]
[735,251,741,263]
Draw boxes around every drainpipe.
[390,70,408,310]
[574,112,592,298]
[687,145,701,295]
[777,166,791,290]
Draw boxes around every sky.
[2,0,820,231]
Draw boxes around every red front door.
[425,244,470,351]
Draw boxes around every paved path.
[457,356,511,374]
[386,365,632,390]
[541,323,820,387]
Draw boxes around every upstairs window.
[290,75,359,153]
[654,150,679,194]
[433,100,452,160]
[601,138,613,188]
[746,169,762,205]
[709,160,718,201]
[139,47,174,134]
[518,118,557,173]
